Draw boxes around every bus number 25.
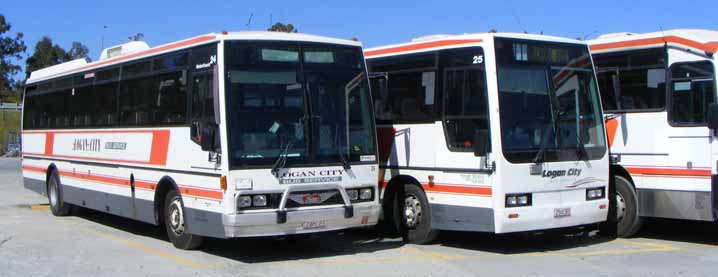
[473,55,484,64]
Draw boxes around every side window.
[119,71,187,126]
[190,72,214,142]
[369,52,437,123]
[441,47,489,152]
[376,71,436,122]
[593,49,666,112]
[669,61,716,125]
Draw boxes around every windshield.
[495,38,606,163]
[224,41,376,169]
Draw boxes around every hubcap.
[168,199,185,235]
[404,194,422,228]
[49,179,58,207]
[616,191,627,223]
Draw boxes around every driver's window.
[669,61,716,126]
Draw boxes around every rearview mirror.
[473,130,490,157]
[708,103,718,130]
[200,121,220,152]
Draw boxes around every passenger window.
[669,61,716,125]
[368,52,437,123]
[593,49,667,112]
[119,71,187,126]
[372,71,436,123]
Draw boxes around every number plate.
[299,220,327,230]
[554,208,571,218]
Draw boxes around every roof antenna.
[512,11,528,34]
[246,13,253,30]
[579,30,599,41]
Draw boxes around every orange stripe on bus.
[365,39,483,57]
[605,118,618,148]
[381,181,492,196]
[626,167,711,177]
[149,130,171,165]
[590,36,718,53]
[44,132,54,155]
[21,165,222,200]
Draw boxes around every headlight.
[359,188,373,200]
[586,187,605,201]
[252,195,267,207]
[347,189,359,201]
[506,193,532,207]
[238,196,252,208]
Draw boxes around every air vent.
[99,41,150,60]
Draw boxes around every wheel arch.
[153,176,181,226]
[382,174,424,207]
[611,164,636,189]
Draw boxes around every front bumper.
[222,203,380,237]
[494,198,608,233]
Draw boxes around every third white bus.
[590,29,718,237]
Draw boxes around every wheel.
[164,190,203,250]
[47,169,72,216]
[395,183,439,244]
[615,174,642,237]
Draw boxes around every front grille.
[285,189,343,208]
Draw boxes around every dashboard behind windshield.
[495,38,606,163]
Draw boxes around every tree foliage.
[67,41,91,61]
[0,14,26,94]
[128,33,144,41]
[25,37,90,79]
[268,22,298,33]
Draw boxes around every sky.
[4,0,718,79]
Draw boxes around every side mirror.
[473,130,490,157]
[200,121,220,152]
[708,103,718,130]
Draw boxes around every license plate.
[299,219,327,230]
[554,208,571,218]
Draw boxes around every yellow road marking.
[401,245,468,260]
[30,204,49,210]
[84,229,207,269]
[270,239,692,267]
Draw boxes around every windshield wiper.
[532,123,554,164]
[573,130,588,161]
[270,117,307,176]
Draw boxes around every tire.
[394,183,439,244]
[164,190,203,250]
[615,174,642,237]
[47,169,72,216]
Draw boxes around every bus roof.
[588,29,718,55]
[364,32,586,59]
[26,31,362,85]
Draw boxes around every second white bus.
[366,32,610,243]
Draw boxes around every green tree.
[128,33,144,41]
[25,36,68,79]
[67,41,91,61]
[268,22,298,33]
[0,15,26,95]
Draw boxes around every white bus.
[365,33,610,243]
[589,29,718,237]
[21,32,381,249]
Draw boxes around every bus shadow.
[431,228,614,255]
[633,219,718,246]
[72,208,404,263]
[201,228,404,264]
